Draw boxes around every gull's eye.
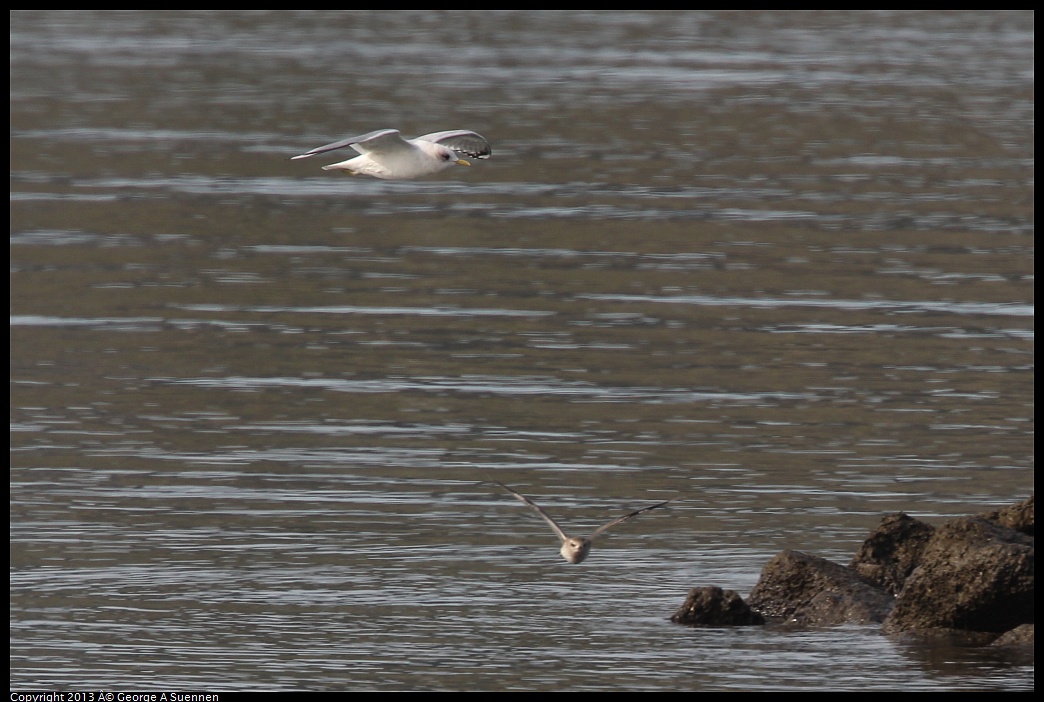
[441,151,453,161]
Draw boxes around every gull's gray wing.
[417,130,492,159]
[290,129,408,160]
[588,499,675,541]
[487,481,568,545]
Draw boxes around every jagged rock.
[670,585,765,626]
[990,623,1034,647]
[882,515,1034,634]
[747,550,894,625]
[672,496,1034,641]
[849,512,935,596]
[981,495,1034,537]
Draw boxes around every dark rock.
[849,512,935,596]
[981,495,1034,537]
[673,497,1034,639]
[882,515,1034,634]
[990,623,1034,647]
[671,586,765,626]
[747,550,894,625]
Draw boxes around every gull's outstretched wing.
[487,481,569,545]
[291,129,406,160]
[588,499,675,541]
[417,130,492,159]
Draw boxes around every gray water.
[9,10,1033,691]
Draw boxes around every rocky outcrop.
[991,623,1034,647]
[747,550,894,625]
[881,514,1034,634]
[670,496,1033,648]
[849,512,935,596]
[670,586,765,627]
[981,494,1034,536]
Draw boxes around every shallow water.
[10,10,1033,691]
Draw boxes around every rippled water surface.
[10,10,1033,691]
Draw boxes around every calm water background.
[10,10,1033,691]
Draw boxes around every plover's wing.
[416,130,492,160]
[291,129,407,160]
[487,481,569,545]
[588,499,675,541]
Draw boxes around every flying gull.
[291,128,491,180]
[486,481,675,564]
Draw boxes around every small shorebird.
[486,481,675,564]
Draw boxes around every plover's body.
[487,481,675,564]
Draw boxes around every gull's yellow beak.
[455,158,471,166]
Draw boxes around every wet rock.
[670,586,765,627]
[849,512,935,596]
[990,623,1034,648]
[981,495,1034,537]
[747,550,894,625]
[882,515,1034,634]
[672,496,1033,639]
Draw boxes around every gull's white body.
[291,129,491,180]
[487,481,675,564]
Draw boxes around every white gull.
[291,128,491,180]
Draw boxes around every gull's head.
[560,537,592,564]
[423,142,471,169]
[440,148,470,167]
